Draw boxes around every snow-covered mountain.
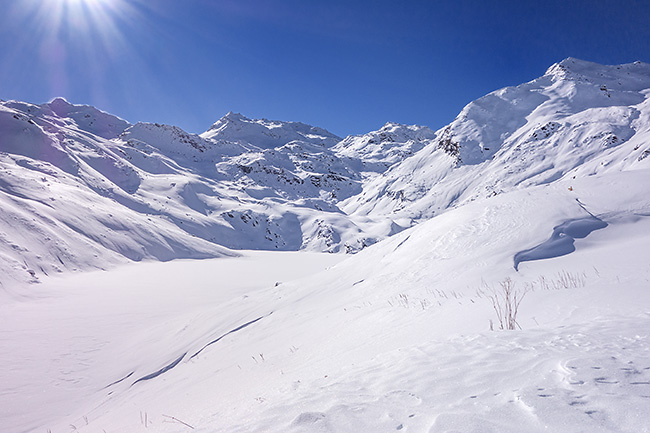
[333,121,435,172]
[343,58,650,223]
[0,100,440,286]
[3,58,650,433]
[201,111,342,149]
[1,57,650,289]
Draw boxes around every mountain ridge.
[1,57,650,287]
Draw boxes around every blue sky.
[1,0,650,137]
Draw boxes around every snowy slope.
[2,57,650,433]
[1,99,446,286]
[3,97,130,140]
[343,58,650,225]
[0,106,346,286]
[2,168,649,433]
[2,58,650,289]
[0,102,243,289]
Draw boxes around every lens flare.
[7,0,143,100]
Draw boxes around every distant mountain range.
[1,57,650,286]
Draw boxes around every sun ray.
[14,0,141,51]
[7,0,146,100]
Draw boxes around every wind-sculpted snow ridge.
[2,58,650,287]
[513,215,608,270]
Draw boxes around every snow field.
[2,168,649,432]
[2,58,650,432]
[233,316,650,433]
[0,252,345,432]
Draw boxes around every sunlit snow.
[1,58,650,433]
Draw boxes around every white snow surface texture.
[1,58,650,432]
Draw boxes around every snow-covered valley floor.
[1,252,345,432]
[2,169,650,433]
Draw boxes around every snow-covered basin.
[0,251,345,433]
[2,170,650,433]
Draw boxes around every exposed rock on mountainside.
[343,58,650,222]
[2,58,650,286]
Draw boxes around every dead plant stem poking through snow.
[487,278,528,331]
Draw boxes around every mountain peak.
[222,111,248,122]
[46,97,79,118]
[544,57,650,83]
[42,97,130,139]
[557,56,597,68]
[377,121,434,137]
[202,113,341,149]
[48,97,72,107]
[380,121,400,129]
[205,112,251,132]
[544,57,600,80]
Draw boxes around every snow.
[5,56,647,277]
[1,58,650,432]
[0,251,345,432]
[201,112,342,149]
[343,58,650,226]
[513,215,608,270]
[2,167,650,432]
[2,100,435,277]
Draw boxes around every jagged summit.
[48,96,73,109]
[544,57,603,77]
[216,111,248,123]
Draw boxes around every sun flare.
[53,0,115,8]
[20,0,134,39]
[6,0,140,96]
